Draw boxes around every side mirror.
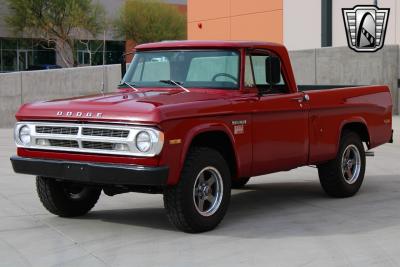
[265,56,281,85]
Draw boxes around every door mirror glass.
[265,56,281,85]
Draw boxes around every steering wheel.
[211,73,238,83]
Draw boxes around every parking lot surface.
[1,117,399,267]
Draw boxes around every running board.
[365,151,375,157]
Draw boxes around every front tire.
[164,147,231,233]
[317,131,366,198]
[36,177,101,217]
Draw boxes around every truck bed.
[301,85,392,164]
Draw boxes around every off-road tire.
[163,147,231,233]
[36,176,101,217]
[318,131,366,198]
[231,177,250,189]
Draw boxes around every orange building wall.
[188,0,283,43]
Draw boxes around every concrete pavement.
[0,117,399,267]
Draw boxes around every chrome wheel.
[341,144,361,184]
[193,166,223,217]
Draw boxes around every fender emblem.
[234,125,244,135]
[232,120,247,126]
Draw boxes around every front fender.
[180,123,237,168]
[161,120,240,186]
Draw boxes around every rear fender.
[337,117,370,154]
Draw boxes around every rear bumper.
[10,156,169,186]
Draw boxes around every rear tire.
[163,147,231,233]
[231,177,250,189]
[36,177,101,217]
[317,131,366,198]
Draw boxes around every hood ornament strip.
[56,111,103,118]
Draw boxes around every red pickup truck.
[11,41,393,233]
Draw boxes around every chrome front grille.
[16,122,164,157]
[82,127,129,138]
[36,126,79,135]
[82,141,114,150]
[48,139,79,148]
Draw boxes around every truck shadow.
[83,174,400,238]
[85,206,174,231]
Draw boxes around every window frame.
[245,49,289,94]
[122,49,242,90]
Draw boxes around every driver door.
[247,51,310,176]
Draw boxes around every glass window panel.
[251,55,267,85]
[106,41,124,51]
[33,50,56,65]
[84,52,90,64]
[141,61,170,81]
[92,52,103,66]
[122,50,239,89]
[2,38,17,50]
[76,41,87,50]
[90,40,103,51]
[106,51,122,64]
[244,55,255,87]
[33,40,56,50]
[18,39,33,49]
[2,50,17,71]
[186,55,238,82]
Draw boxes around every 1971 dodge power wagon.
[11,41,393,232]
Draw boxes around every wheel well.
[189,131,237,179]
[341,122,370,146]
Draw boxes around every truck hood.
[16,89,234,124]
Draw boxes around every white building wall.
[332,0,374,47]
[283,0,321,50]
[379,0,398,45]
[284,0,398,50]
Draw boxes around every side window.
[252,55,268,85]
[248,53,288,93]
[244,55,255,88]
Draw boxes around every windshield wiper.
[119,81,139,92]
[159,80,190,92]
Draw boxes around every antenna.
[101,30,106,95]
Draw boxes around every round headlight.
[19,125,31,145]
[136,131,152,152]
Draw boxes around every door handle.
[291,94,310,103]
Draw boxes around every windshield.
[121,50,240,89]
